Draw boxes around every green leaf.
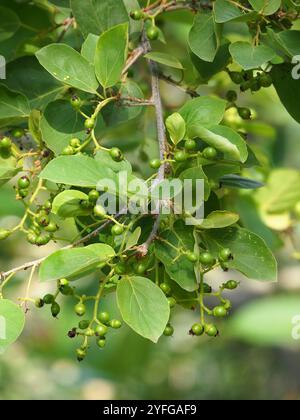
[221,174,264,189]
[28,109,43,146]
[202,227,277,282]
[228,294,300,347]
[95,23,129,89]
[0,156,20,186]
[189,125,248,162]
[179,166,211,202]
[229,42,276,70]
[52,190,91,219]
[40,100,86,155]
[214,0,243,22]
[95,150,132,175]
[276,30,300,57]
[39,244,115,282]
[166,113,186,145]
[199,211,239,229]
[0,6,20,42]
[144,52,184,69]
[191,42,231,81]
[71,0,129,38]
[255,169,300,214]
[81,33,99,63]
[40,155,116,188]
[179,96,227,132]
[188,13,221,62]
[125,227,141,251]
[249,0,281,15]
[0,85,30,119]
[0,300,25,351]
[271,63,300,124]
[116,276,170,343]
[36,44,99,93]
[155,222,198,292]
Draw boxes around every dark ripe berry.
[238,107,252,120]
[202,283,212,294]
[174,150,188,162]
[147,26,159,40]
[35,233,51,246]
[111,224,124,236]
[94,204,107,218]
[109,319,122,329]
[219,248,232,262]
[76,348,86,361]
[114,262,127,275]
[134,262,147,275]
[224,280,239,290]
[70,96,82,109]
[44,222,58,233]
[163,324,174,337]
[187,251,198,263]
[37,214,50,227]
[130,10,143,20]
[0,229,11,240]
[68,329,77,338]
[88,189,99,203]
[185,139,197,151]
[62,145,75,155]
[12,128,25,138]
[18,189,29,198]
[213,305,227,318]
[35,298,44,308]
[78,320,90,330]
[150,158,161,169]
[205,324,219,337]
[69,138,81,148]
[85,328,95,337]
[95,324,108,337]
[229,71,244,85]
[98,312,110,324]
[51,302,61,318]
[259,73,272,88]
[0,137,12,150]
[199,252,215,266]
[110,147,123,162]
[203,147,217,160]
[84,118,95,130]
[75,303,86,316]
[97,339,106,349]
[18,176,30,189]
[191,323,204,336]
[226,90,237,102]
[43,294,55,305]
[160,282,171,295]
[168,297,177,308]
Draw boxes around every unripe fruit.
[168,297,177,308]
[203,147,217,160]
[18,189,29,198]
[69,138,81,148]
[70,96,82,109]
[229,72,244,85]
[250,79,261,92]
[191,323,204,336]
[85,328,95,337]
[12,128,24,138]
[43,294,55,304]
[213,305,227,318]
[97,339,106,348]
[111,224,124,236]
[26,232,37,244]
[18,176,30,189]
[88,190,99,203]
[185,139,197,151]
[226,90,237,102]
[219,248,232,262]
[110,147,123,162]
[130,10,143,20]
[114,262,127,275]
[62,145,75,155]
[202,283,212,294]
[78,320,90,330]
[223,299,232,310]
[150,158,161,169]
[84,118,95,130]
[0,229,11,240]
[160,283,171,295]
[75,303,86,316]
[199,252,215,266]
[35,233,51,246]
[186,251,198,263]
[174,150,188,162]
[224,280,239,290]
[109,319,122,329]
[205,324,219,337]
[95,324,108,337]
[147,26,159,40]
[163,324,174,336]
[98,312,110,324]
[76,348,86,361]
[43,200,52,210]
[134,262,147,275]
[238,107,252,120]
[0,137,12,150]
[94,204,107,218]
[60,285,73,296]
[44,222,58,233]
[51,302,60,318]
[240,81,252,92]
[37,214,50,227]
[59,278,69,287]
[35,298,44,308]
[259,73,272,88]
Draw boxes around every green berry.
[147,26,159,41]
[223,299,232,310]
[191,323,204,336]
[205,324,219,337]
[95,324,108,337]
[69,138,81,148]
[88,190,99,203]
[84,118,95,130]
[163,324,174,337]
[109,319,122,329]
[203,147,217,160]
[97,339,106,349]
[98,312,110,324]
[168,297,177,308]
[58,278,69,287]
[185,139,197,151]
[18,189,29,198]
[35,298,44,308]
[70,96,82,109]
[62,145,75,155]
[78,320,90,330]
[35,233,51,246]
[0,229,11,240]
[224,280,239,290]
[219,248,232,262]
[0,137,12,150]
[202,283,212,294]
[37,214,50,227]
[229,72,244,85]
[75,303,86,317]
[59,285,73,296]
[94,204,107,218]
[259,73,272,88]
[110,147,123,162]
[76,348,86,361]
[199,252,215,266]
[240,81,252,92]
[130,10,143,20]
[85,328,95,337]
[12,128,25,138]
[111,224,124,236]
[27,232,37,244]
[51,302,60,318]
[238,107,252,120]
[213,305,227,318]
[174,150,188,162]
[44,222,58,233]
[114,262,127,275]
[226,90,237,102]
[160,283,171,295]
[186,251,198,263]
[150,158,161,169]
[250,79,261,92]
[43,294,55,305]
[134,262,148,275]
[18,176,30,189]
